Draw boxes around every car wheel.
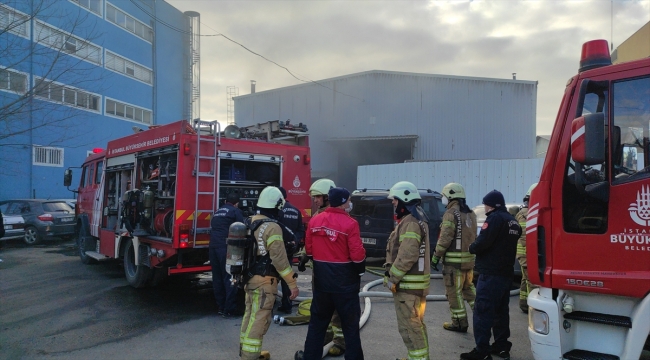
[24,226,40,245]
[123,239,150,288]
[78,225,96,265]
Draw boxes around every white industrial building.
[235,70,538,191]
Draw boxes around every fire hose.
[277,267,520,359]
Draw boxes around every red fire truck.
[526,40,650,359]
[64,120,312,288]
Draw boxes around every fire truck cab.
[64,120,311,288]
[526,40,650,359]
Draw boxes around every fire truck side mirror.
[64,169,73,187]
[571,113,605,165]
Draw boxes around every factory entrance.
[328,135,418,191]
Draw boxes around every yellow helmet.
[442,182,466,200]
[524,183,538,202]
[388,181,421,203]
[257,186,285,210]
[309,179,336,197]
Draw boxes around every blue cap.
[483,190,505,208]
[328,187,350,207]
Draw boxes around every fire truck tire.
[123,239,151,288]
[77,225,96,265]
[148,267,168,287]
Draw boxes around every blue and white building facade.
[0,0,197,199]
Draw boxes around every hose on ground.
[284,269,520,358]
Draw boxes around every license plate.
[4,225,11,230]
[361,237,376,245]
[62,217,75,222]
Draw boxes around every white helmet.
[442,182,466,200]
[309,179,335,197]
[257,186,285,210]
[388,181,421,203]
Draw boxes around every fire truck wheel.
[123,239,151,288]
[77,225,96,265]
[148,267,168,287]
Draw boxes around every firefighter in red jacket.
[385,181,431,360]
[297,187,366,360]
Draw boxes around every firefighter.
[516,183,538,313]
[432,183,477,333]
[385,181,431,360]
[462,190,521,360]
[210,192,244,317]
[309,178,336,215]
[239,187,299,360]
[277,186,305,314]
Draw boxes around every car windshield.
[350,196,393,218]
[42,202,73,213]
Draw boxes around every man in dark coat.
[210,192,244,317]
[277,187,305,313]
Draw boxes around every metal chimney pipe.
[251,80,256,94]
[512,73,517,80]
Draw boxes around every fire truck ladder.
[192,120,221,244]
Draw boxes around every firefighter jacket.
[306,207,366,294]
[249,214,297,289]
[515,207,528,261]
[279,201,305,243]
[385,213,430,297]
[469,207,521,277]
[210,203,244,250]
[434,200,477,271]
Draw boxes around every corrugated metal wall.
[235,70,537,185]
[357,158,544,208]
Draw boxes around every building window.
[0,68,27,94]
[34,20,102,65]
[69,0,102,16]
[105,98,152,124]
[34,77,101,112]
[105,51,152,84]
[33,146,64,167]
[0,4,30,38]
[106,3,153,42]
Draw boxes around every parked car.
[472,204,523,277]
[0,199,76,245]
[348,189,446,258]
[1,213,26,241]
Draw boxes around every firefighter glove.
[297,254,310,272]
[431,256,440,271]
[383,272,398,293]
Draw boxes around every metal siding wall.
[357,158,544,208]
[235,71,537,183]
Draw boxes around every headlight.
[528,307,549,335]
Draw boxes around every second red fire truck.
[65,119,312,288]
[527,40,650,359]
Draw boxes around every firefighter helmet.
[524,183,538,202]
[257,186,285,210]
[442,182,466,200]
[388,181,421,203]
[309,179,336,197]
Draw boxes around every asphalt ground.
[0,241,534,360]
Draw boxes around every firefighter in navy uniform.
[432,183,477,333]
[277,186,305,314]
[210,192,244,317]
[239,187,299,360]
[462,190,521,360]
[384,181,431,360]
[516,183,537,314]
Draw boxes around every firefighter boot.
[443,319,468,333]
[328,344,345,356]
[294,350,304,360]
[258,350,270,360]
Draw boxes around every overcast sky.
[166,0,649,135]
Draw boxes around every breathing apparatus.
[225,222,250,287]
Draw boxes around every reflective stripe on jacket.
[434,200,477,270]
[386,213,430,297]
